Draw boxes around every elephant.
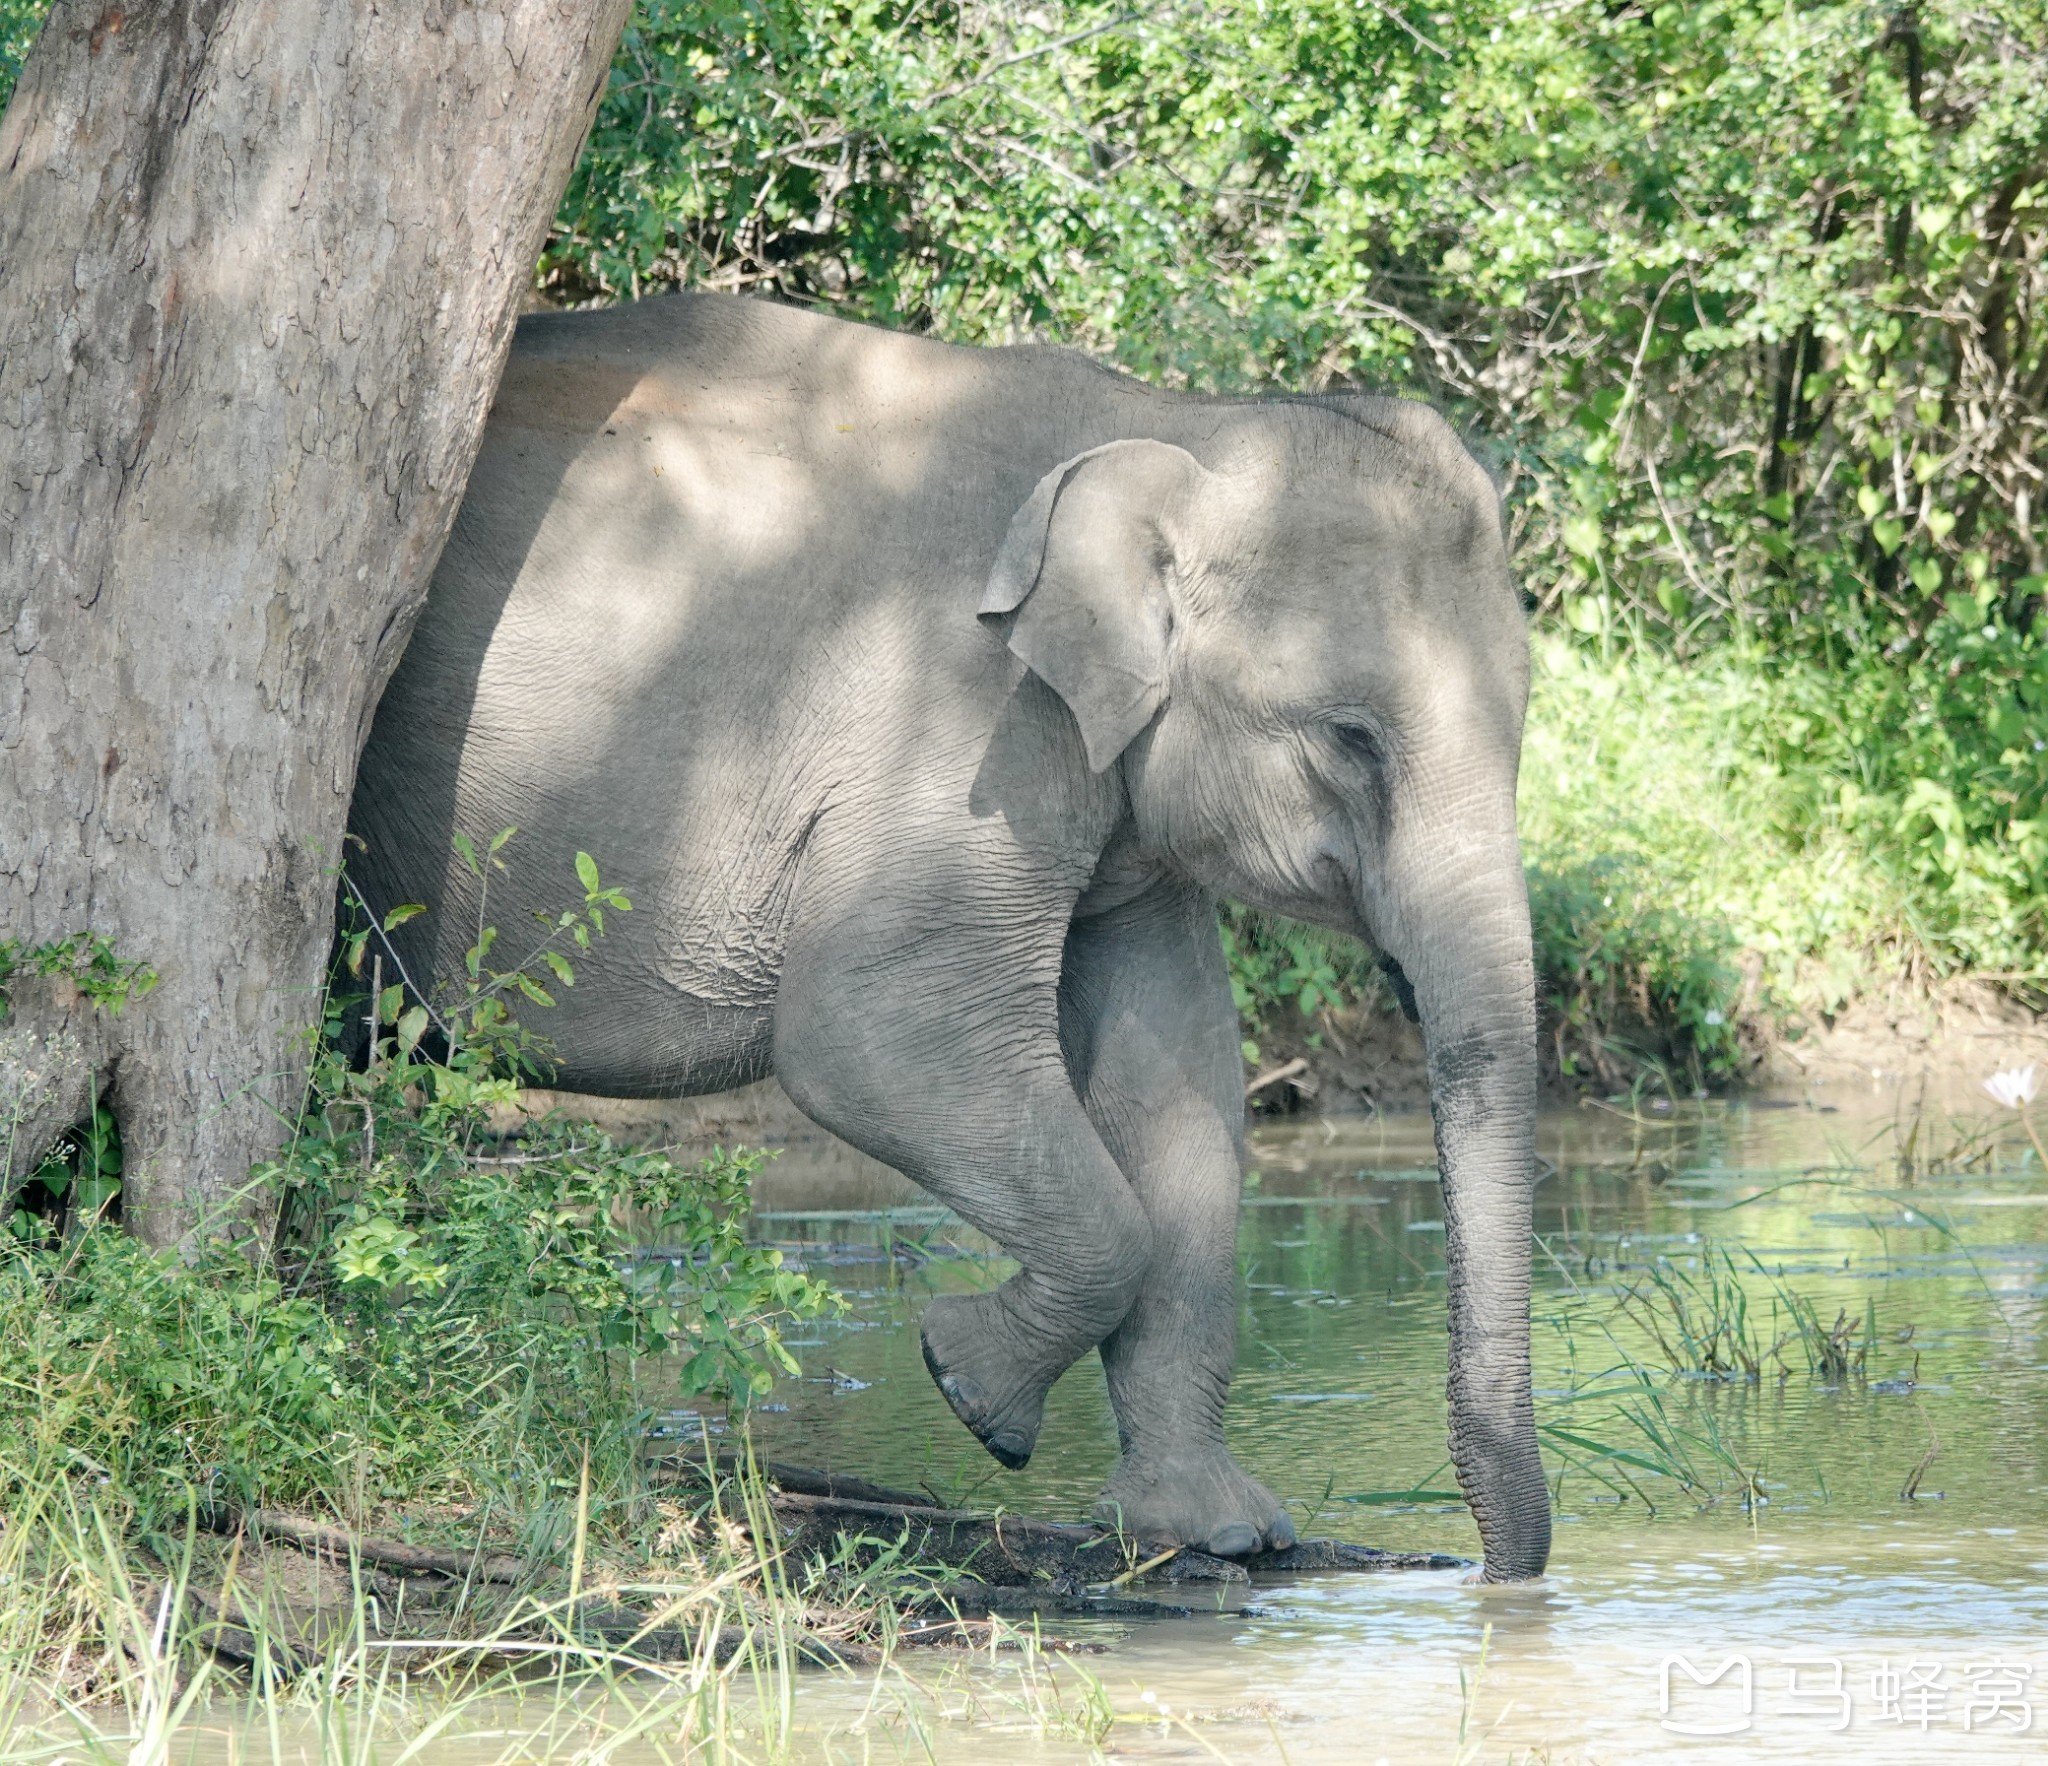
[346,291,1549,1580]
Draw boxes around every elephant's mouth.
[1377,951,1420,1023]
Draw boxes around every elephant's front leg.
[772,873,1155,1470]
[1061,884,1296,1557]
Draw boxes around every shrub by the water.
[0,845,837,1538]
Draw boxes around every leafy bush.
[0,842,838,1527]
[1221,904,1386,1073]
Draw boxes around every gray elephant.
[347,292,1549,1579]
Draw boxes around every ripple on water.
[727,1095,2048,1761]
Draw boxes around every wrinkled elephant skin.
[349,294,1549,1577]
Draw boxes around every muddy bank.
[162,1464,1453,1680]
[512,975,2048,1196]
[526,976,2048,1170]
[1239,974,2048,1117]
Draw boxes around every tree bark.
[0,1,630,1245]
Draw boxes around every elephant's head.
[982,401,1549,1581]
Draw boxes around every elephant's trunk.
[1373,815,1550,1581]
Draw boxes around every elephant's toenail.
[985,1428,1032,1470]
[1203,1522,1260,1558]
[1266,1512,1298,1550]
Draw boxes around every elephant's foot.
[1093,1445,1297,1558]
[919,1291,1063,1470]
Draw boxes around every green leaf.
[488,826,520,855]
[1342,1489,1467,1506]
[73,1175,121,1213]
[1872,517,1904,556]
[395,1005,430,1055]
[541,951,575,986]
[1539,1424,1677,1478]
[381,903,426,931]
[1908,557,1942,594]
[1856,485,1885,519]
[451,831,480,875]
[575,851,601,895]
[379,984,405,1024]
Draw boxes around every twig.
[1900,1429,1941,1500]
[1363,0,1449,57]
[341,875,456,1044]
[1245,1057,1309,1098]
[1102,1546,1180,1588]
[363,954,380,1172]
[909,15,1136,112]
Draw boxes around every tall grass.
[0,1463,1136,1765]
[1531,1222,1902,1513]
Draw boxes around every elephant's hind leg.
[1061,884,1295,1556]
[773,907,1153,1470]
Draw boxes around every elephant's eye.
[1330,721,1382,765]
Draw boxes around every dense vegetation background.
[8,0,2045,1085]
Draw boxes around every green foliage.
[0,838,838,1526]
[1221,905,1383,1070]
[0,933,156,1022]
[11,1103,123,1245]
[0,0,43,115]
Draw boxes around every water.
[724,1094,2048,1761]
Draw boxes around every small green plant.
[0,833,840,1535]
[0,932,156,1022]
[1220,904,1383,1070]
[1615,1248,1764,1382]
[9,1101,122,1244]
[1,932,149,1242]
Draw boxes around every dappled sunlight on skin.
[349,289,1550,1562]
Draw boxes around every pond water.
[713,1089,2048,1762]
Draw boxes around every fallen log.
[1248,1539,1470,1573]
[182,1460,1470,1679]
[760,1488,1251,1588]
[677,1460,1475,1584]
[202,1506,533,1585]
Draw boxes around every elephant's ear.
[980,439,1204,773]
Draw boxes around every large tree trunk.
[0,1,630,1246]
